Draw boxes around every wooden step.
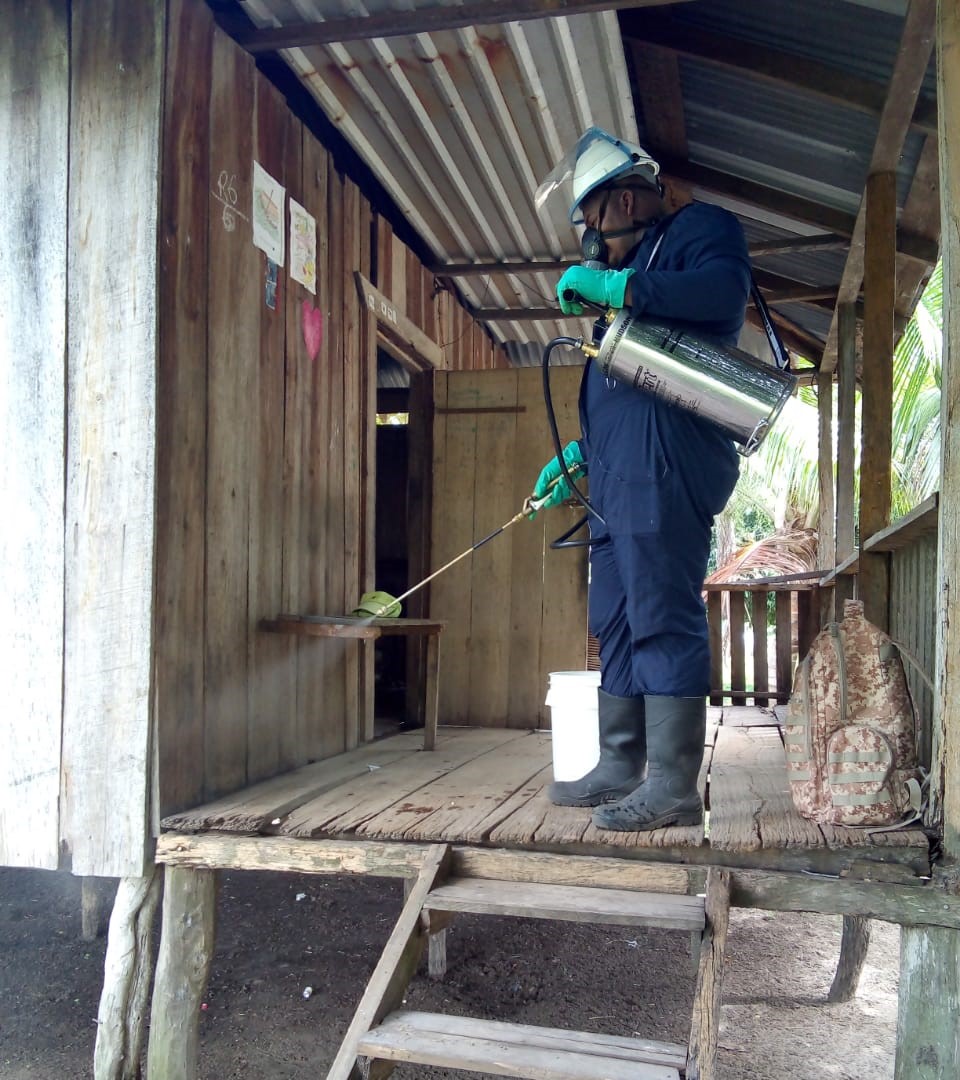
[357,1010,685,1080]
[423,877,706,931]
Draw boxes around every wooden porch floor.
[161,708,930,879]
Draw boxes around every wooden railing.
[704,577,822,706]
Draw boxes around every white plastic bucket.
[545,671,602,781]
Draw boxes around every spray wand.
[353,464,585,619]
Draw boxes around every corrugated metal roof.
[669,0,936,98]
[236,0,938,365]
[243,0,635,350]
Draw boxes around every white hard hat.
[535,127,661,224]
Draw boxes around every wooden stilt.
[827,915,871,1002]
[686,868,731,1080]
[82,876,115,942]
[893,5,960,1076]
[895,925,960,1079]
[93,869,162,1080]
[146,867,217,1080]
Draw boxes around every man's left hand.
[556,266,635,315]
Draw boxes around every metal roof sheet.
[237,0,938,364]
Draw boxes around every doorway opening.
[374,349,411,733]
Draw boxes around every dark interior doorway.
[374,350,411,729]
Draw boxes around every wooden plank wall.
[890,527,939,770]
[60,0,164,878]
[156,2,505,817]
[0,0,69,870]
[429,367,588,728]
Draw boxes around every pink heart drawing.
[302,301,324,361]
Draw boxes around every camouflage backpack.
[784,599,923,827]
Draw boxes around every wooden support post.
[895,6,960,1076]
[828,915,871,1003]
[774,591,792,703]
[423,632,440,750]
[82,876,115,942]
[817,370,836,625]
[896,926,960,1079]
[93,869,162,1080]
[859,170,896,630]
[428,928,448,980]
[751,591,769,707]
[687,868,730,1080]
[835,302,858,617]
[933,0,960,873]
[404,874,450,979]
[146,867,217,1080]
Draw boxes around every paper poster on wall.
[289,198,317,294]
[252,161,285,264]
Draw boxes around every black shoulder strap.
[751,278,791,371]
[647,207,792,371]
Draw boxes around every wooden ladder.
[327,845,730,1080]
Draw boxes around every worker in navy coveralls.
[533,128,751,831]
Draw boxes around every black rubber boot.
[591,695,706,831]
[547,689,646,807]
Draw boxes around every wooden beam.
[858,170,896,630]
[753,266,839,298]
[356,272,442,369]
[620,11,937,135]
[933,0,960,858]
[755,286,838,305]
[157,831,432,876]
[658,155,938,264]
[896,133,941,313]
[820,0,938,372]
[433,259,574,276]
[728,869,960,931]
[472,306,560,321]
[835,303,858,572]
[750,234,847,257]
[817,369,836,576]
[863,492,939,553]
[432,237,848,275]
[235,0,700,51]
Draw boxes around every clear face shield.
[534,126,660,226]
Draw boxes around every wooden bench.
[260,614,445,749]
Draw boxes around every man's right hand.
[533,440,585,510]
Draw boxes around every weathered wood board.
[0,0,69,869]
[430,367,588,729]
[61,0,164,877]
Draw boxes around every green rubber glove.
[557,265,635,316]
[533,440,585,511]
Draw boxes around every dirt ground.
[0,864,900,1079]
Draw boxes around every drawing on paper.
[289,199,317,294]
[252,161,285,264]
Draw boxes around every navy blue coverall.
[580,202,752,699]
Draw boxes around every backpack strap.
[890,637,935,694]
[829,623,848,724]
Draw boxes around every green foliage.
[713,261,942,575]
